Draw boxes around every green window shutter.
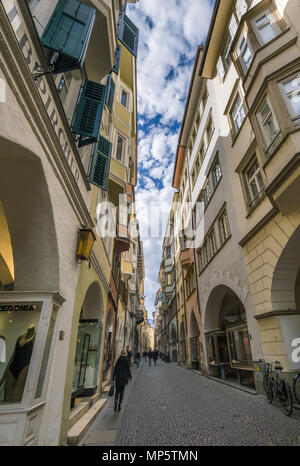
[105,75,116,112]
[71,80,106,148]
[41,0,95,74]
[89,136,112,190]
[112,45,121,74]
[119,15,139,57]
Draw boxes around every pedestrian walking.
[112,349,132,412]
[126,345,132,366]
[153,349,158,366]
[135,351,141,368]
[143,351,147,361]
[148,349,153,366]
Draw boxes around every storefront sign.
[0,302,42,312]
[2,0,84,190]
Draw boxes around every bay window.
[280,74,300,121]
[257,98,279,146]
[244,157,265,207]
[238,35,253,73]
[252,10,280,45]
[231,94,246,134]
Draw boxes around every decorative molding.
[255,310,300,320]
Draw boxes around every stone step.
[69,401,90,430]
[68,393,101,430]
[67,398,107,446]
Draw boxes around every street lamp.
[76,228,96,262]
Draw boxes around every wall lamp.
[76,228,96,262]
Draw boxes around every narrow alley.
[81,360,300,447]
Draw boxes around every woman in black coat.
[112,349,132,412]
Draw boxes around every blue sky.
[127,0,214,325]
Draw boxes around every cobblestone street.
[81,360,300,446]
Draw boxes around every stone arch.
[170,324,177,343]
[0,137,59,291]
[271,225,300,311]
[202,270,249,326]
[189,309,200,338]
[80,281,104,322]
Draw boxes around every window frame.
[238,33,254,74]
[219,209,231,244]
[256,97,280,147]
[243,155,265,208]
[230,93,246,135]
[279,73,300,121]
[251,9,280,46]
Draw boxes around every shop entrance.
[189,310,200,370]
[205,286,254,388]
[72,282,103,405]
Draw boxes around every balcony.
[180,248,193,271]
[165,282,175,297]
[121,259,132,282]
[128,279,136,294]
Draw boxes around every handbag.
[108,382,114,397]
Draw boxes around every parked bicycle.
[263,361,293,416]
[293,372,300,405]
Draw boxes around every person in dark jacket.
[153,349,159,366]
[113,349,132,412]
[148,349,153,366]
[135,351,141,368]
[126,345,132,366]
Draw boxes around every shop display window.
[72,320,103,396]
[206,332,230,365]
[0,304,42,404]
[227,326,252,367]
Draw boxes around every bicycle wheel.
[280,379,293,416]
[293,374,300,405]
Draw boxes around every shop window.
[252,10,280,45]
[280,74,300,122]
[0,304,42,404]
[256,98,279,147]
[238,35,253,73]
[226,327,252,367]
[231,94,246,135]
[243,156,265,207]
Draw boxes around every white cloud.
[127,0,213,318]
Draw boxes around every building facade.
[0,0,143,446]
[156,0,300,394]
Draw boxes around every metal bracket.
[32,63,55,80]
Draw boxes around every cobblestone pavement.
[84,360,300,446]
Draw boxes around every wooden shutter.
[71,80,106,147]
[41,0,95,74]
[119,15,139,56]
[112,45,122,74]
[89,135,112,190]
[105,75,116,112]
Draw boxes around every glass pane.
[78,334,90,387]
[116,136,123,161]
[266,117,277,137]
[0,303,42,404]
[288,93,300,116]
[260,23,277,43]
[284,78,300,95]
[35,308,57,398]
[217,335,229,363]
[243,46,253,68]
[121,91,127,107]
